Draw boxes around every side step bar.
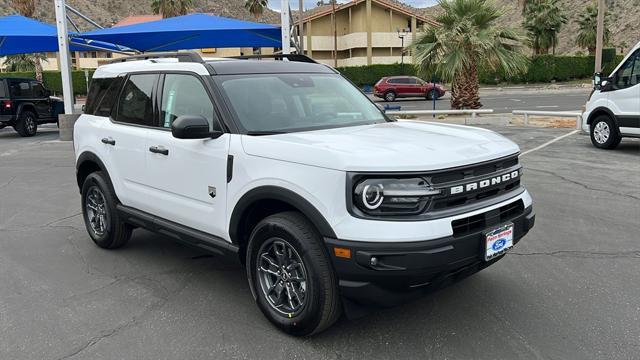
[116,204,239,256]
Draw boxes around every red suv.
[374,76,446,102]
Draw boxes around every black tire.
[15,110,38,137]
[384,91,396,102]
[590,114,621,149]
[81,171,132,249]
[246,211,341,336]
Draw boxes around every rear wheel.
[81,171,132,249]
[15,110,37,137]
[384,91,396,102]
[590,115,621,149]
[246,211,341,336]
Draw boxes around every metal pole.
[332,0,337,67]
[298,0,304,55]
[594,0,605,72]
[54,0,74,114]
[281,0,291,54]
[432,75,436,118]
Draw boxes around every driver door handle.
[101,137,116,146]
[149,145,169,156]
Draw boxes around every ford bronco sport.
[74,52,535,336]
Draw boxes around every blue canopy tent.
[0,15,132,56]
[77,13,282,52]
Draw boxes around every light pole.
[397,28,408,72]
[594,0,605,72]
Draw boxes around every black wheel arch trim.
[229,186,337,244]
[76,151,116,195]
[587,107,618,126]
[16,102,37,118]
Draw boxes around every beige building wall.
[303,0,430,67]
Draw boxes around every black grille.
[430,156,519,185]
[451,200,525,237]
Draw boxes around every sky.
[267,0,439,11]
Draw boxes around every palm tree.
[522,0,567,55]
[412,0,529,109]
[3,53,48,72]
[151,0,193,18]
[575,3,610,55]
[245,0,269,20]
[10,0,44,82]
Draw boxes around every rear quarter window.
[93,77,124,117]
[0,81,6,98]
[85,77,116,115]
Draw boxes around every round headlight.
[362,184,384,210]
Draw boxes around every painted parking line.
[520,130,579,156]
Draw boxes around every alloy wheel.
[85,186,109,237]
[593,121,610,144]
[25,115,36,135]
[256,238,308,317]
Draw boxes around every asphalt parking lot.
[1,124,639,360]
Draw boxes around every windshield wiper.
[246,130,286,136]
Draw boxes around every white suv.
[583,41,640,149]
[74,52,535,336]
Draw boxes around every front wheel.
[246,212,341,336]
[590,115,621,149]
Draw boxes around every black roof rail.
[227,54,318,64]
[108,51,205,64]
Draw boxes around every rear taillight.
[3,100,12,109]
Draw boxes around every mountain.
[2,0,638,55]
[420,0,640,55]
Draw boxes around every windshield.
[215,73,387,134]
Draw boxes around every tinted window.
[31,82,46,97]
[0,81,6,98]
[115,74,157,126]
[388,78,409,84]
[9,80,31,98]
[95,77,124,117]
[612,50,640,90]
[160,74,216,129]
[86,78,115,114]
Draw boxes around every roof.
[303,0,438,26]
[113,15,162,27]
[94,54,334,78]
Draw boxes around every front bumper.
[325,204,535,308]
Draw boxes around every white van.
[583,41,640,149]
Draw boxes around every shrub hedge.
[0,70,94,96]
[337,54,625,87]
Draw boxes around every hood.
[240,121,520,172]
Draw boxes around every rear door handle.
[149,145,169,156]
[101,137,116,146]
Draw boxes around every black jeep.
[0,77,64,137]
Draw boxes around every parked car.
[374,76,446,102]
[0,77,63,137]
[74,52,534,336]
[583,40,640,149]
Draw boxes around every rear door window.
[114,74,157,126]
[31,82,46,97]
[9,80,31,98]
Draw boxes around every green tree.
[2,53,48,72]
[245,0,269,19]
[523,0,567,55]
[10,0,44,82]
[151,0,193,18]
[575,3,610,55]
[411,0,529,109]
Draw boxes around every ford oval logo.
[492,238,507,251]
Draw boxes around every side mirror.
[171,115,222,139]
[593,72,603,90]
